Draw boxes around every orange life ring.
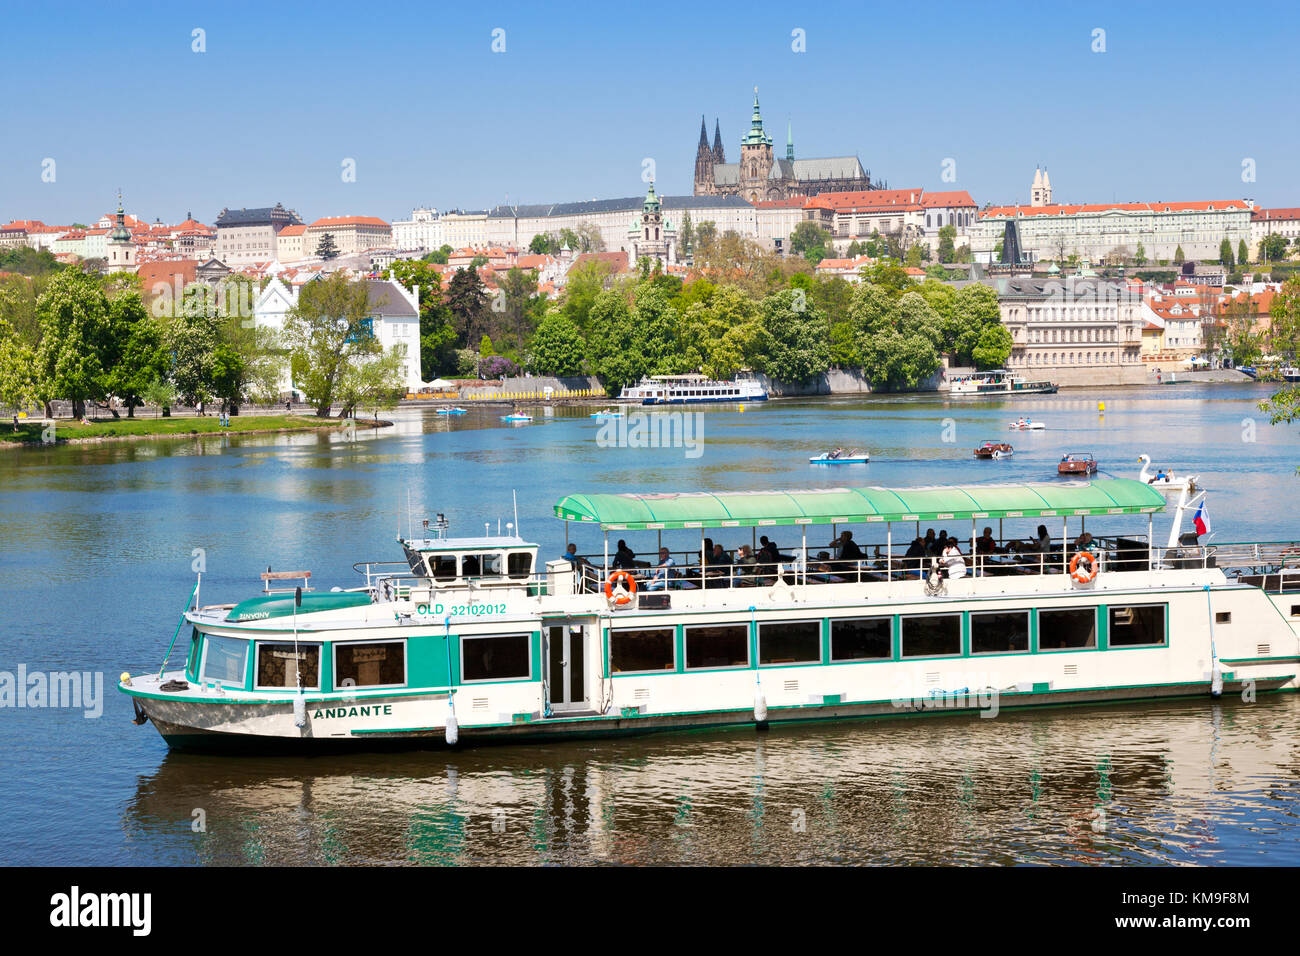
[1070,550,1099,584]
[604,570,637,606]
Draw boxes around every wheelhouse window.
[335,640,406,688]
[429,554,457,580]
[1038,608,1097,650]
[508,552,533,579]
[1109,605,1167,648]
[830,617,891,662]
[971,611,1030,655]
[462,634,531,682]
[901,614,962,658]
[255,642,320,689]
[759,620,821,666]
[610,627,675,674]
[201,635,248,687]
[685,624,749,670]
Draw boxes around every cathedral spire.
[713,118,724,162]
[742,87,771,146]
[698,115,708,150]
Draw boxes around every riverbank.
[0,414,392,448]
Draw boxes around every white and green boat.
[119,479,1300,752]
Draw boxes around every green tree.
[791,221,833,264]
[424,244,453,265]
[972,323,1013,369]
[937,225,956,264]
[1219,237,1235,268]
[316,233,339,260]
[281,272,395,417]
[0,314,37,414]
[680,211,694,255]
[34,268,112,417]
[101,291,167,417]
[858,328,940,389]
[387,259,456,378]
[1260,234,1288,262]
[445,267,489,343]
[756,289,830,384]
[1238,239,1249,267]
[530,312,587,376]
[1135,242,1147,266]
[1174,244,1185,264]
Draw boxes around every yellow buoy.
[1098,401,1105,412]
[739,403,745,412]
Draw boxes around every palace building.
[693,90,874,202]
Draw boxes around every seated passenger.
[832,530,864,563]
[462,554,482,577]
[941,540,967,580]
[735,545,759,584]
[975,527,999,555]
[645,547,676,590]
[904,537,927,577]
[1074,531,1094,551]
[923,529,938,557]
[561,544,590,570]
[612,539,637,570]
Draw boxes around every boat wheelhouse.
[619,373,768,405]
[949,370,1058,396]
[120,479,1300,752]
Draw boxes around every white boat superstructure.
[950,370,1058,396]
[120,480,1300,752]
[619,373,768,405]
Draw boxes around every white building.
[441,210,490,250]
[253,277,423,396]
[392,207,444,252]
[973,196,1254,265]
[1251,207,1300,258]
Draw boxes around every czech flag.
[1193,500,1209,536]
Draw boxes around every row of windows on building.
[1013,350,1140,365]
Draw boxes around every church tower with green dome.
[738,88,775,203]
[628,181,675,268]
[106,191,136,274]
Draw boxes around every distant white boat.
[1008,419,1046,430]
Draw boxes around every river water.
[2,383,1299,865]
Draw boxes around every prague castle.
[693,89,875,202]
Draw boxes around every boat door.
[546,619,591,714]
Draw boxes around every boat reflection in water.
[123,694,1300,865]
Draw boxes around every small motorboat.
[1059,453,1097,475]
[589,409,624,419]
[1239,366,1258,380]
[1137,454,1197,492]
[501,413,533,423]
[1008,419,1046,430]
[436,407,467,415]
[810,450,870,464]
[975,441,1014,460]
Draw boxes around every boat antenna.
[513,489,520,537]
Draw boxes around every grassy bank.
[0,414,391,447]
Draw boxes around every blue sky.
[2,0,1296,225]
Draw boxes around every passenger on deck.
[829,447,845,460]
[832,530,864,564]
[923,529,938,556]
[904,537,928,577]
[1074,531,1094,551]
[561,544,590,571]
[941,540,967,579]
[645,547,676,591]
[976,527,999,555]
[612,539,637,570]
[936,530,950,554]
[759,535,794,563]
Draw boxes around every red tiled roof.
[278,224,307,236]
[308,216,390,228]
[919,191,976,208]
[752,197,808,209]
[807,188,925,212]
[982,199,1251,219]
[1252,207,1300,222]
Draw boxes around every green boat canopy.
[553,479,1167,531]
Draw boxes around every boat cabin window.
[1108,605,1167,648]
[610,627,675,674]
[429,554,457,581]
[201,635,249,687]
[255,642,321,690]
[830,618,891,661]
[462,634,531,682]
[971,611,1030,655]
[759,620,821,666]
[507,552,532,579]
[335,640,406,688]
[1038,608,1097,650]
[461,554,483,577]
[900,614,962,658]
[685,624,749,670]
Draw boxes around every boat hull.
[138,677,1295,753]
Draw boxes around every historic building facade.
[693,90,874,202]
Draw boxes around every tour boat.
[1137,454,1197,493]
[501,414,533,423]
[619,373,768,405]
[1008,419,1046,430]
[810,451,870,464]
[436,407,467,416]
[119,479,1300,752]
[949,370,1058,396]
[1283,367,1300,383]
[1059,453,1098,476]
[975,441,1014,459]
